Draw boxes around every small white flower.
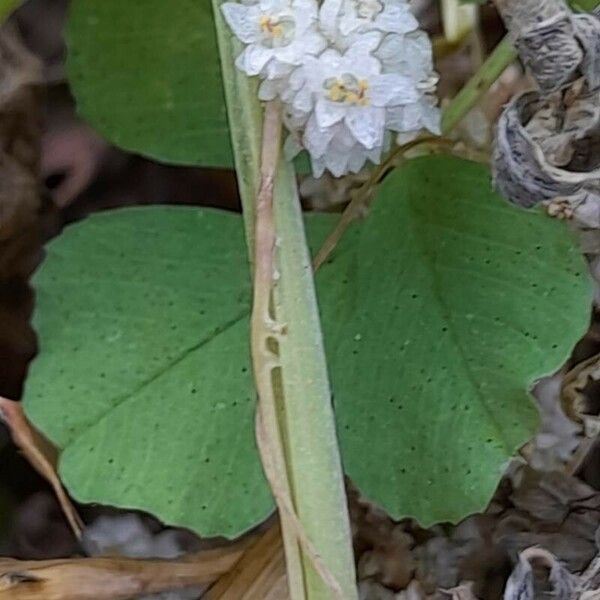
[289,39,420,151]
[376,30,435,86]
[308,124,389,177]
[387,96,441,143]
[376,30,441,141]
[221,0,326,79]
[222,0,441,177]
[319,0,419,47]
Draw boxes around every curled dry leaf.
[503,547,574,600]
[493,88,600,217]
[495,0,582,93]
[494,0,600,93]
[562,352,600,432]
[0,540,250,600]
[0,397,83,538]
[493,3,600,221]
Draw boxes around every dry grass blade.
[0,397,83,538]
[0,541,251,600]
[204,520,289,600]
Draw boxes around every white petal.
[239,45,273,76]
[299,30,328,56]
[318,48,344,73]
[325,148,351,177]
[310,155,327,178]
[403,31,434,74]
[346,145,369,173]
[319,0,343,40]
[304,114,336,157]
[366,143,384,163]
[339,12,362,36]
[221,3,260,43]
[420,98,442,134]
[259,0,286,12]
[380,4,418,34]
[293,0,320,25]
[335,124,357,148]
[264,58,294,79]
[386,105,419,132]
[272,44,298,65]
[377,31,434,79]
[258,78,280,100]
[345,31,383,59]
[369,74,419,106]
[291,83,313,113]
[315,97,346,128]
[345,107,385,149]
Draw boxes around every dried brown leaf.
[494,0,581,92]
[0,540,250,600]
[204,520,289,600]
[493,88,600,219]
[504,547,574,600]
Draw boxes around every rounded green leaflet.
[318,155,592,525]
[24,207,273,538]
[24,156,592,534]
[66,0,233,168]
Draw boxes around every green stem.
[212,3,358,599]
[272,157,357,600]
[212,1,263,254]
[441,36,517,134]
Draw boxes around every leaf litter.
[6,1,600,600]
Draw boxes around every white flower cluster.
[222,0,440,177]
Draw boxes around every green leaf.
[24,157,591,533]
[318,156,592,525]
[0,0,21,22]
[66,0,232,167]
[24,207,272,538]
[66,1,312,172]
[570,0,600,10]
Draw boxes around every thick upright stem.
[271,157,357,600]
[212,2,358,598]
[249,101,307,600]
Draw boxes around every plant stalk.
[440,36,517,134]
[212,2,358,599]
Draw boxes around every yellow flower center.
[324,74,370,106]
[259,14,295,47]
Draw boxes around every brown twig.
[312,137,451,271]
[0,397,83,538]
